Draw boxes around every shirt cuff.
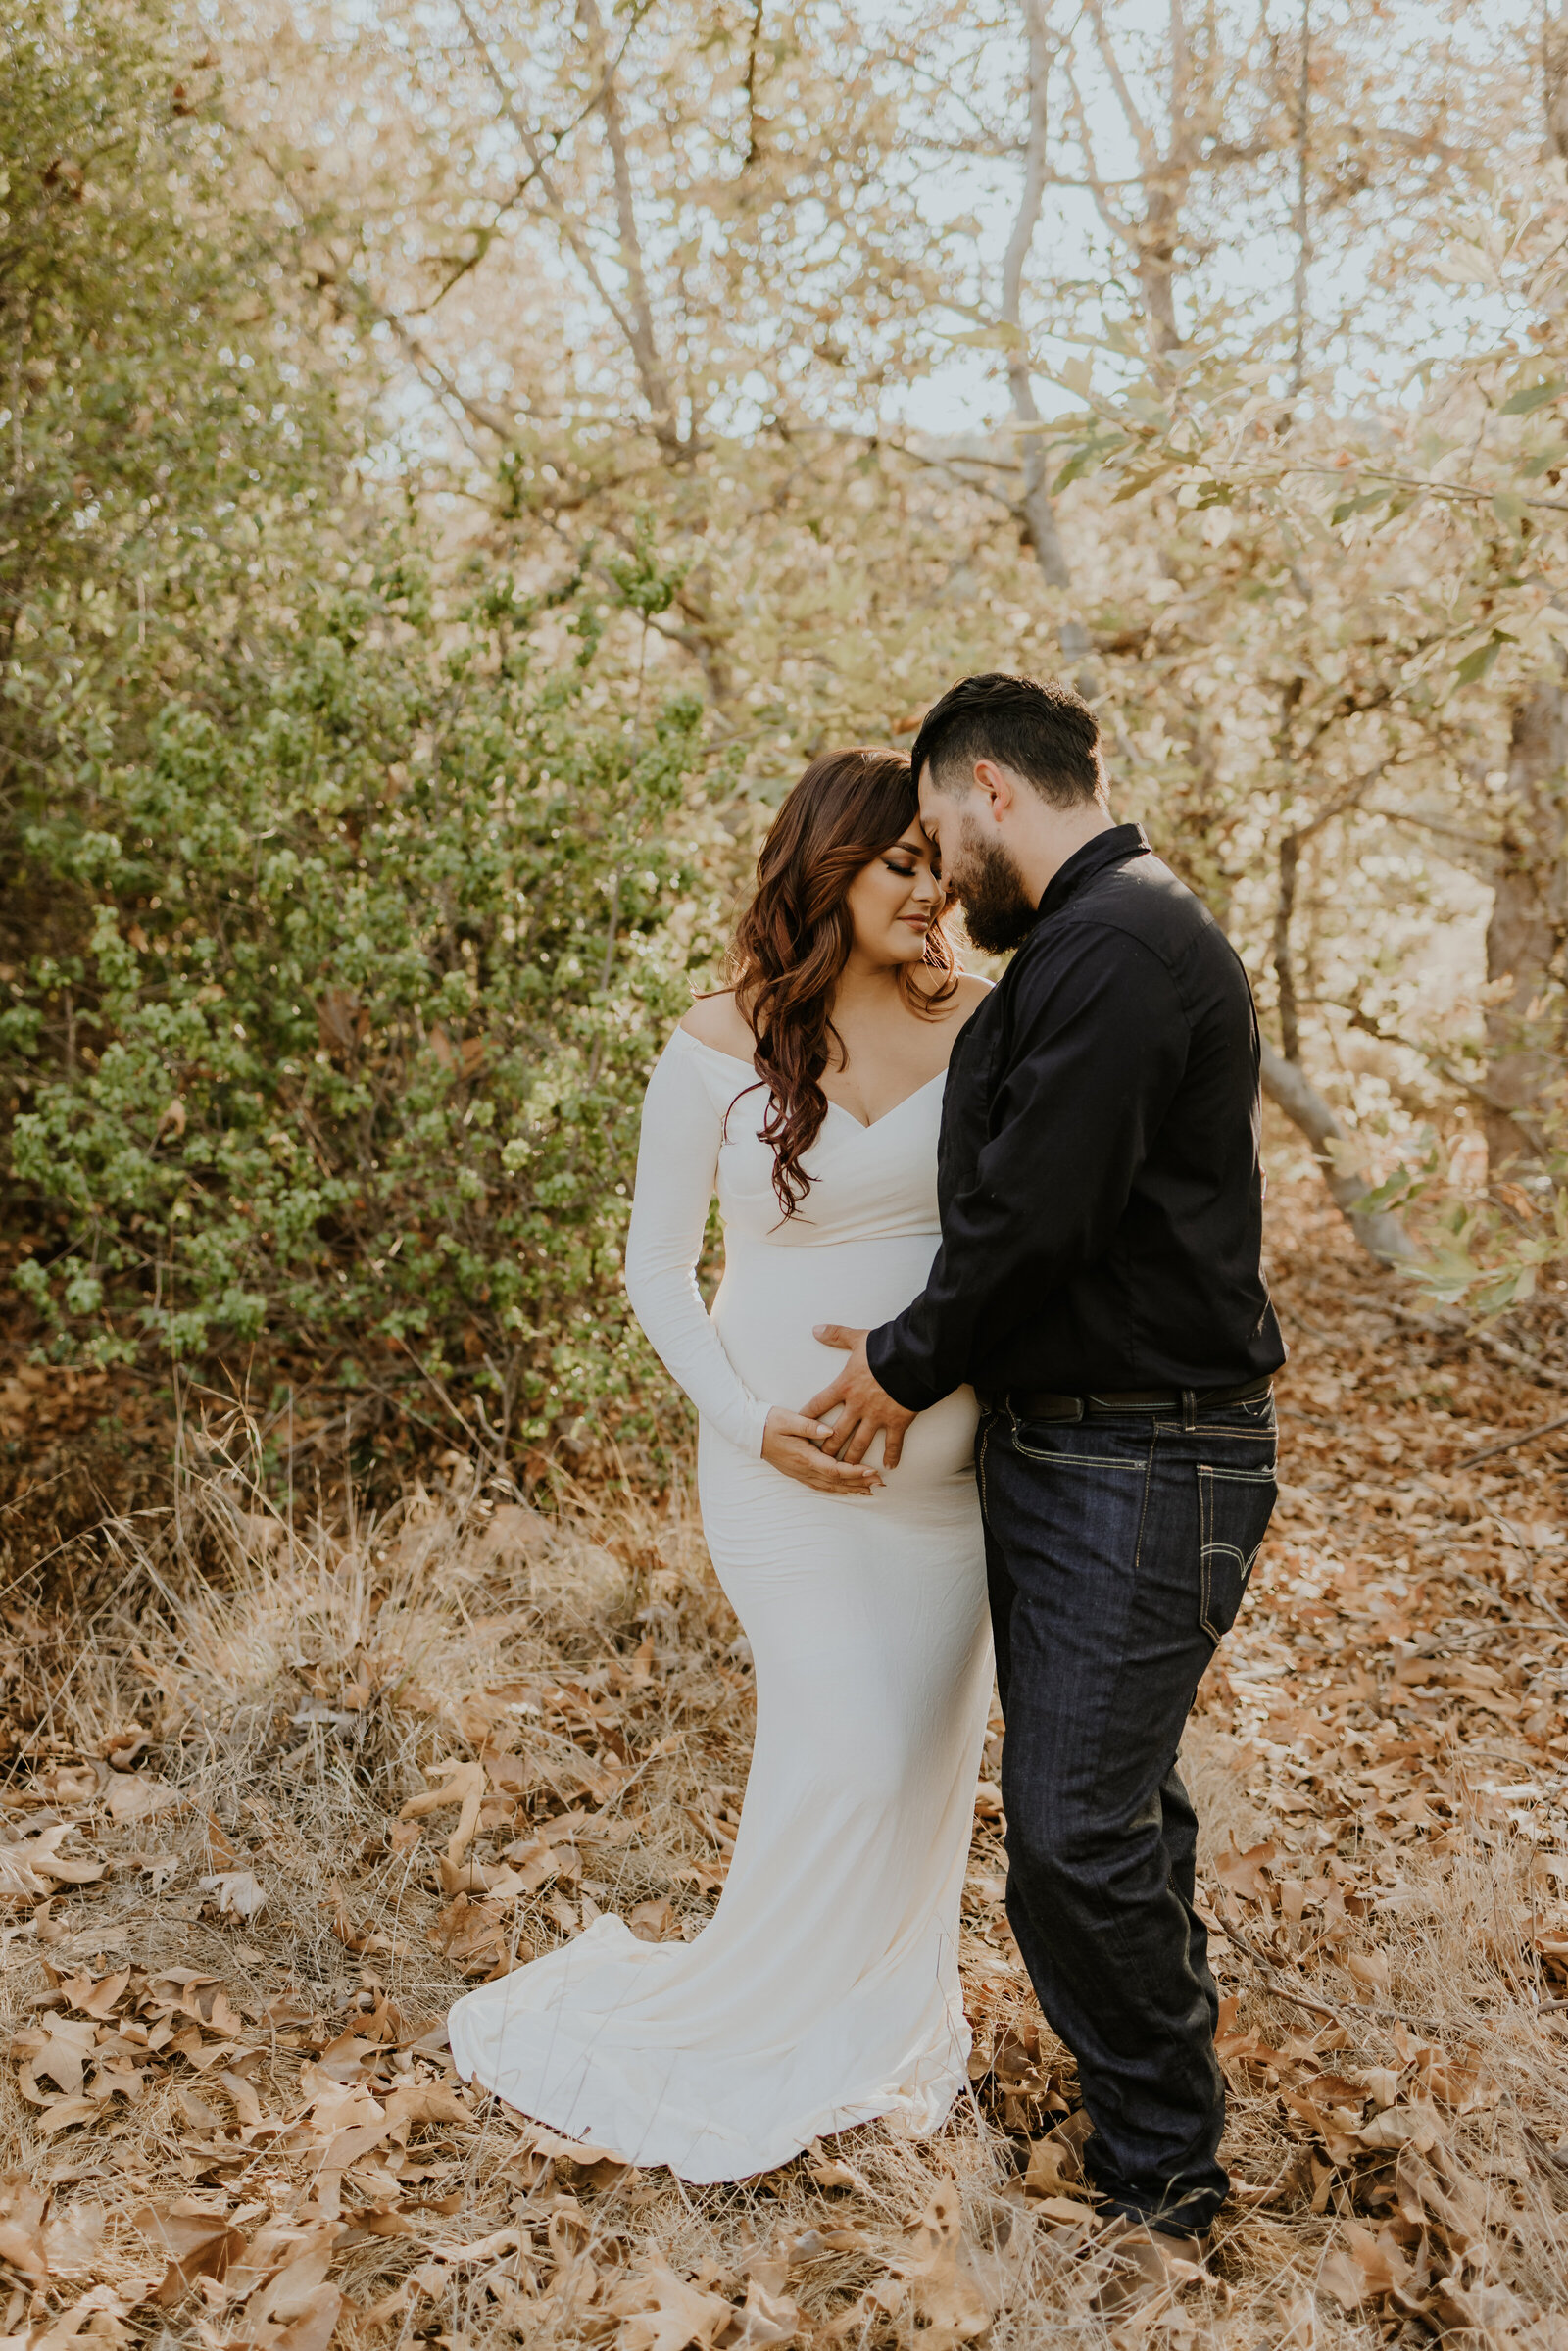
[866,1320,946,1415]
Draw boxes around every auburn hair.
[726,747,956,1217]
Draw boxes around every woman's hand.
[761,1407,882,1494]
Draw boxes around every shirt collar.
[1036,822,1150,923]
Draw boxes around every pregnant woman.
[449,748,993,2181]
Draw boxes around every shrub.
[7,548,722,1471]
[0,0,349,823]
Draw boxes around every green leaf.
[1110,463,1175,503]
[1500,377,1566,416]
[1051,435,1127,495]
[1352,1166,1423,1215]
[1330,486,1394,526]
[1454,630,1509,687]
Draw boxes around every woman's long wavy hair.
[727,747,957,1217]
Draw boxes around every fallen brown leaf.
[398,1757,486,1866]
[130,2201,249,2305]
[105,1775,182,1826]
[607,2257,733,2351]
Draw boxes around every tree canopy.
[2,0,1564,1473]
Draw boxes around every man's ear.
[972,757,1014,823]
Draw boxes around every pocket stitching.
[1199,1461,1277,1643]
[1008,1419,1149,1470]
[1009,1442,1145,1470]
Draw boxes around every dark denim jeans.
[977,1391,1277,2236]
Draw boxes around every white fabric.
[617,1031,775,1457]
[449,1026,992,2181]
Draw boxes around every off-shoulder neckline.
[671,1026,946,1132]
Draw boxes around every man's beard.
[948,817,1039,954]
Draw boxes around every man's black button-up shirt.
[867,823,1286,1409]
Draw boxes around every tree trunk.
[1134,178,1183,354]
[1271,830,1301,1064]
[1259,1040,1417,1262]
[1002,0,1089,663]
[1484,677,1567,1172]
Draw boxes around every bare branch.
[1000,0,1090,663]
[575,0,683,450]
[1290,0,1311,395]
[450,0,682,450]
[377,307,522,446]
[1168,0,1191,137]
[1060,56,1140,249]
[742,0,765,168]
[1363,803,1497,855]
[1084,0,1157,171]
[231,127,522,454]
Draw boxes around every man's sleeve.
[866,925,1189,1411]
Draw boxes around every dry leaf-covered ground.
[3,1149,1567,2351]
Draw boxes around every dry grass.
[3,1165,1567,2350]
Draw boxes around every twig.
[1291,463,1568,516]
[1528,1586,1568,1637]
[1526,2125,1568,2174]
[1207,1911,1344,2023]
[1384,1300,1568,1395]
[1451,1410,1568,1470]
[1209,1910,1446,2035]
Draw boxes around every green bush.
[0,0,348,812]
[1,3,733,1476]
[7,548,721,1468]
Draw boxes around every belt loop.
[1181,1388,1198,1431]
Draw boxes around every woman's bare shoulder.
[678,991,757,1061]
[914,968,992,1025]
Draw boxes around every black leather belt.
[978,1374,1274,1423]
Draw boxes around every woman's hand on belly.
[761,1407,883,1495]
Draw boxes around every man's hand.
[805,1326,916,1469]
[761,1407,882,1495]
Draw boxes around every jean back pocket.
[1198,1461,1278,1643]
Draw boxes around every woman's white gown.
[448,1027,991,2181]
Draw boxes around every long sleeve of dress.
[623,1036,772,1459]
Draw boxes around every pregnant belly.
[711,1233,978,1488]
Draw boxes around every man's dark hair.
[909,672,1103,807]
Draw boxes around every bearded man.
[808,671,1285,2293]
